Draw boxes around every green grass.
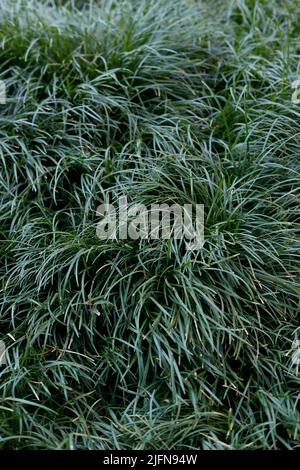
[0,0,299,450]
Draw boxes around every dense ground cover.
[0,0,299,449]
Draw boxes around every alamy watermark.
[96,196,204,251]
[285,334,300,374]
[291,338,300,368]
[292,77,300,104]
[0,80,6,104]
[0,340,7,366]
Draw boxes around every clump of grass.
[0,0,299,450]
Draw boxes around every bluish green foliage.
[0,0,299,449]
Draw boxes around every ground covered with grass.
[0,0,299,450]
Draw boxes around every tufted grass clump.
[0,0,299,450]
